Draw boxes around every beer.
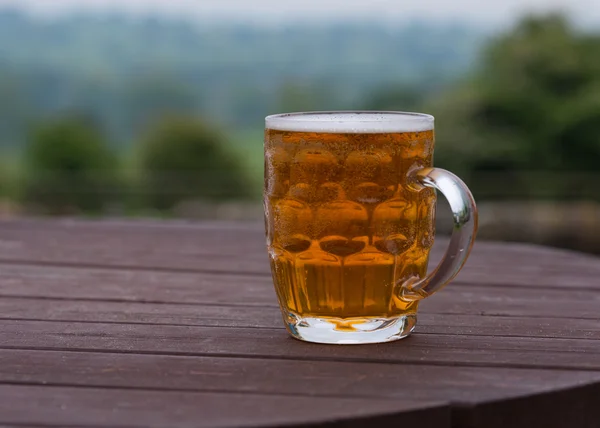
[264,113,436,334]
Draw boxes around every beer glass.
[264,111,477,344]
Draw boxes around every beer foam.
[266,111,434,133]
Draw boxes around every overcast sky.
[1,0,599,26]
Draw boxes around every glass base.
[284,312,417,345]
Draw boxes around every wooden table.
[1,219,599,428]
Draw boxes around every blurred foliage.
[22,117,118,214]
[275,80,341,113]
[425,15,600,200]
[138,117,252,211]
[0,152,21,201]
[0,10,483,144]
[0,11,599,253]
[125,74,199,134]
[0,157,13,199]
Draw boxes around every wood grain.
[1,297,600,340]
[1,220,599,289]
[1,349,598,406]
[1,264,600,318]
[2,319,600,370]
[0,384,449,428]
[1,219,600,428]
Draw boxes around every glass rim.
[265,110,434,133]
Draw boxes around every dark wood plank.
[0,296,280,328]
[1,297,600,340]
[0,265,600,328]
[1,220,599,289]
[2,219,600,428]
[0,263,275,306]
[6,218,600,267]
[1,349,598,407]
[2,320,600,370]
[0,220,269,273]
[0,425,116,428]
[0,384,449,428]
[2,263,600,320]
[453,381,600,428]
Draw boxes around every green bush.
[137,116,252,211]
[427,14,600,201]
[0,154,17,200]
[22,117,118,214]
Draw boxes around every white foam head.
[265,111,434,133]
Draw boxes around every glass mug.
[264,111,477,344]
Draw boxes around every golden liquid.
[264,128,435,323]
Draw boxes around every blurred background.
[0,0,599,253]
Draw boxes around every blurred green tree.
[427,14,600,200]
[275,80,341,113]
[125,74,199,134]
[362,86,423,112]
[0,69,32,149]
[22,116,118,214]
[138,117,252,211]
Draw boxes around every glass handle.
[401,167,478,301]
